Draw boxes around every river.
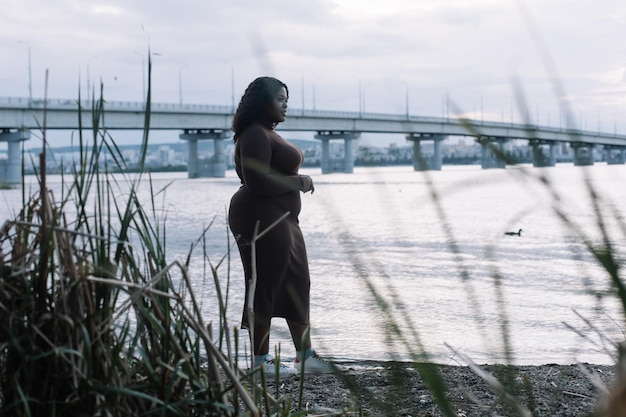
[1,163,625,365]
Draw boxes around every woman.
[228,76,334,376]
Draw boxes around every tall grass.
[0,57,624,417]
[0,58,270,416]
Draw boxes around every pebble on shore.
[260,362,617,416]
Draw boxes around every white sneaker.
[294,351,336,374]
[257,358,297,378]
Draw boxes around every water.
[1,164,625,366]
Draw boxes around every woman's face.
[265,86,288,123]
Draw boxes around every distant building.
[122,149,138,165]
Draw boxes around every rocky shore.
[264,362,617,416]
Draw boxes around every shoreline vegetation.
[1,63,625,416]
[22,154,614,176]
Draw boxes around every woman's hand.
[300,175,315,194]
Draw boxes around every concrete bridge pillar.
[406,134,445,171]
[571,142,594,166]
[605,145,625,165]
[530,140,557,167]
[320,138,331,173]
[314,131,360,174]
[179,129,229,178]
[479,137,507,169]
[187,139,199,178]
[0,128,30,184]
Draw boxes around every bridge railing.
[0,96,543,124]
[0,96,451,122]
[1,96,624,140]
[0,96,235,114]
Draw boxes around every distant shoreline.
[20,160,498,175]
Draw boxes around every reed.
[0,56,268,416]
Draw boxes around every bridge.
[1,96,625,182]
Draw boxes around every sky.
[2,0,626,147]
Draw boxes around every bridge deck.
[1,96,626,147]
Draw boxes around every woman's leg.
[254,326,270,356]
[288,320,335,373]
[287,320,311,352]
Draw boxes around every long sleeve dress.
[228,120,311,329]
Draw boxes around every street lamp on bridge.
[17,40,32,105]
[223,61,235,112]
[86,56,98,102]
[179,64,189,106]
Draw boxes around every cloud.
[2,0,626,136]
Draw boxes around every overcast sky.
[3,0,626,146]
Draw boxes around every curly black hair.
[231,76,289,142]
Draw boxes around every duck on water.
[504,229,523,236]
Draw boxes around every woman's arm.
[238,127,307,196]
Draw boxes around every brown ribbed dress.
[228,121,310,329]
